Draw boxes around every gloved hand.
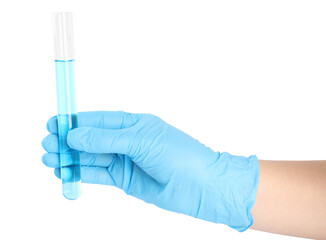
[42,111,259,232]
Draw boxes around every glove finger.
[42,152,116,168]
[54,160,161,197]
[42,134,59,153]
[54,166,116,185]
[42,153,59,168]
[54,155,126,186]
[47,111,140,134]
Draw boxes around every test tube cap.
[53,12,75,60]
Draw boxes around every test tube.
[53,12,81,200]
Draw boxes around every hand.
[42,111,259,232]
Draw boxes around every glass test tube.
[53,12,81,200]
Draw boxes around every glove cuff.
[202,152,260,232]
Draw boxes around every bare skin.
[251,160,326,239]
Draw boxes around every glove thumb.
[67,127,135,155]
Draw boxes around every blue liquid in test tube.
[53,12,81,200]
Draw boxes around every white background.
[0,0,325,239]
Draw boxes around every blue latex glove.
[42,111,259,232]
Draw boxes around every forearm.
[251,160,326,239]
